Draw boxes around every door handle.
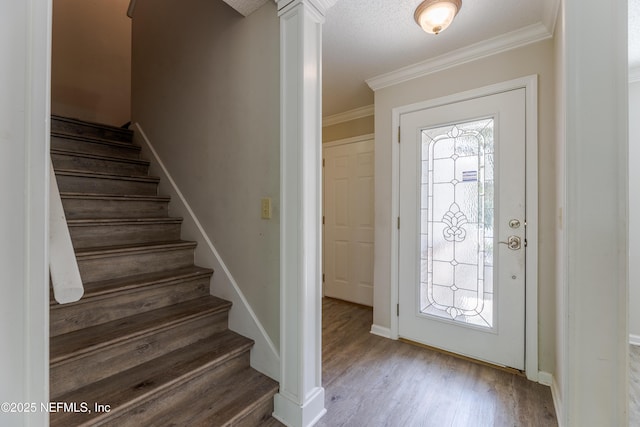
[498,235,521,250]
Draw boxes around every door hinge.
[397,126,401,143]
[322,158,325,167]
[322,216,325,225]
[397,216,400,229]
[322,273,325,282]
[397,303,399,316]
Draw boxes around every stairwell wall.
[52,0,131,126]
[131,0,280,348]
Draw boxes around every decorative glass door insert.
[420,118,494,328]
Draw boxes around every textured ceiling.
[222,0,269,16]
[322,0,550,117]
[323,0,640,117]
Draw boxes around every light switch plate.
[261,198,272,219]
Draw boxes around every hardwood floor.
[631,345,640,426]
[317,297,557,427]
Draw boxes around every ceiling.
[322,0,640,117]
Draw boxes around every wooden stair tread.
[51,147,150,166]
[67,217,183,226]
[50,266,213,305]
[54,168,160,183]
[60,192,170,202]
[52,130,138,148]
[52,115,133,139]
[142,365,279,427]
[50,331,254,426]
[175,368,279,426]
[74,240,195,258]
[51,296,231,365]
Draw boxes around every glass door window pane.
[420,118,494,328]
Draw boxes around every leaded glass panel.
[420,118,494,328]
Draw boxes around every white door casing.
[323,136,375,306]
[390,76,538,379]
[398,88,526,369]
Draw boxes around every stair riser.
[69,222,182,249]
[61,198,169,219]
[98,353,251,427]
[52,135,140,159]
[50,275,211,337]
[52,118,133,143]
[78,247,195,283]
[52,152,149,176]
[56,174,158,196]
[51,311,230,399]
[235,394,277,427]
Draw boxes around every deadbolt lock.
[509,219,521,229]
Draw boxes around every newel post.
[274,0,336,425]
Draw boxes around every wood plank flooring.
[317,297,557,427]
[630,345,640,426]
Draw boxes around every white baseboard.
[630,334,640,346]
[273,387,326,427]
[550,375,564,427]
[134,123,280,381]
[370,324,392,339]
[537,371,553,386]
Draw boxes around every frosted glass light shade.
[414,0,462,35]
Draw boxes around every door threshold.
[398,337,525,377]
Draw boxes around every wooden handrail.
[49,162,84,304]
[127,0,137,18]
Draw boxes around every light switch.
[261,198,272,219]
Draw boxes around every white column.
[274,0,335,426]
[561,0,628,425]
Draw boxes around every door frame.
[389,75,539,380]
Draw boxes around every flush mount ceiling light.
[414,0,462,35]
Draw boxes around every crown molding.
[322,104,374,127]
[366,22,552,91]
[542,0,561,36]
[630,66,640,83]
[277,0,337,15]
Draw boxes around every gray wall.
[373,39,557,374]
[132,0,280,347]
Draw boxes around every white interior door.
[323,139,375,306]
[398,89,526,369]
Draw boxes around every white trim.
[390,75,539,380]
[366,23,551,91]
[273,387,326,427]
[551,375,565,427]
[538,371,553,386]
[562,0,628,423]
[630,334,640,346]
[49,163,84,304]
[322,105,374,127]
[370,324,392,339]
[323,133,374,147]
[630,66,640,83]
[133,123,280,381]
[275,0,328,425]
[542,0,561,36]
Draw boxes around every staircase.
[50,115,280,426]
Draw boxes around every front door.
[398,88,526,369]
